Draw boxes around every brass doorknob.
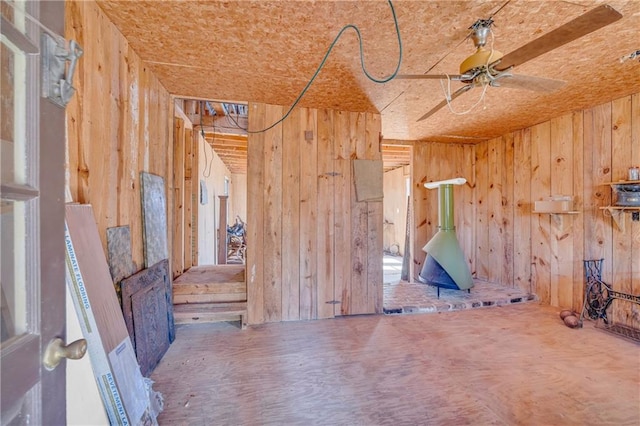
[43,337,87,370]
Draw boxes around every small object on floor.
[563,315,580,328]
[559,309,574,320]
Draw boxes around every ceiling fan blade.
[495,4,622,71]
[417,84,473,122]
[395,74,468,81]
[496,75,566,93]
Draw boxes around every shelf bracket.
[550,213,564,229]
[604,207,625,232]
[532,210,579,231]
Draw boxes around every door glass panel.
[2,29,28,185]
[1,200,28,342]
[0,26,30,342]
[1,4,32,343]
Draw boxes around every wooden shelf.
[604,180,640,186]
[532,211,579,215]
[532,211,580,229]
[601,180,640,231]
[600,206,640,211]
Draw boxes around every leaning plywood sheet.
[107,225,136,283]
[141,172,169,268]
[353,159,383,202]
[121,259,175,376]
[106,225,137,304]
[65,204,152,425]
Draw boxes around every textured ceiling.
[98,0,640,143]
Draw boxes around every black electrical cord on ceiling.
[227,0,403,134]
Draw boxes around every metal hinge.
[41,34,83,107]
[325,300,341,305]
[324,172,342,177]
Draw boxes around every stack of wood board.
[65,204,156,424]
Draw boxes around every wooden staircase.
[173,264,247,329]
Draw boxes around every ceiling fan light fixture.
[459,48,503,74]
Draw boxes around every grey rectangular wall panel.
[141,172,168,268]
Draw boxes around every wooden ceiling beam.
[210,102,226,117]
[207,139,248,147]
[209,145,247,151]
[381,153,411,158]
[204,132,248,142]
[381,147,411,153]
[211,153,248,160]
[211,148,248,155]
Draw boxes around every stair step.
[173,281,246,300]
[173,265,246,304]
[173,302,247,329]
[173,282,246,295]
[173,290,246,304]
[174,264,244,285]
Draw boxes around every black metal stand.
[580,259,640,342]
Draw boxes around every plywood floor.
[151,304,639,426]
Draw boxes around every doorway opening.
[171,99,249,327]
[174,98,248,269]
[381,144,412,294]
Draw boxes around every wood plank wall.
[65,0,172,271]
[471,92,640,329]
[247,104,383,325]
[171,118,198,277]
[410,92,638,330]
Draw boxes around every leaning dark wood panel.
[121,259,175,376]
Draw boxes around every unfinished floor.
[150,303,639,425]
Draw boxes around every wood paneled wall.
[247,104,383,325]
[410,93,638,329]
[412,143,476,280]
[65,0,172,270]
[472,93,640,328]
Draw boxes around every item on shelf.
[612,182,640,207]
[534,195,574,213]
[628,166,639,181]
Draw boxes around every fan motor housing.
[459,48,503,74]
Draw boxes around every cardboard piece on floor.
[121,259,175,376]
[141,172,169,268]
[65,204,153,424]
[353,159,383,202]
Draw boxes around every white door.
[1,1,69,424]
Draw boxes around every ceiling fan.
[397,4,622,121]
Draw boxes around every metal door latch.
[41,33,83,107]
